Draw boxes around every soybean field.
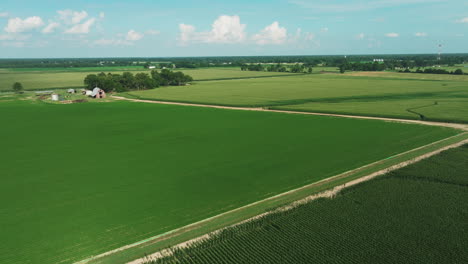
[148,144,468,264]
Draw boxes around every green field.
[150,144,468,264]
[0,67,297,91]
[0,100,459,264]
[124,73,468,123]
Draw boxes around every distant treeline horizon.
[0,53,467,69]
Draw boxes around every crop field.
[0,99,459,264]
[124,73,468,123]
[149,144,468,264]
[0,67,296,91]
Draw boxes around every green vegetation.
[147,144,468,264]
[0,100,458,264]
[124,73,468,123]
[12,82,23,93]
[0,67,296,91]
[83,70,193,92]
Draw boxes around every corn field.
[145,144,468,264]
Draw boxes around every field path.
[129,137,468,264]
[75,132,468,264]
[111,95,468,131]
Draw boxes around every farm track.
[77,131,468,264]
[111,95,468,131]
[128,137,468,264]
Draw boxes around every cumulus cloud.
[385,32,399,38]
[0,12,9,18]
[4,16,44,33]
[0,34,30,41]
[65,18,95,34]
[42,22,60,34]
[99,12,105,19]
[126,30,144,41]
[58,10,88,24]
[415,32,427,37]
[356,33,365,39]
[145,29,160,35]
[2,41,25,48]
[252,22,287,45]
[320,27,329,32]
[94,38,132,46]
[456,17,468,23]
[179,15,246,44]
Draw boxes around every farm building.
[90,87,106,98]
[82,88,106,98]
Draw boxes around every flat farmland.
[151,144,468,264]
[0,100,458,264]
[124,74,468,122]
[0,67,296,91]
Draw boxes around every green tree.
[454,69,463,75]
[339,65,346,74]
[308,67,313,74]
[12,82,23,93]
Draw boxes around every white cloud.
[0,12,9,18]
[2,41,25,47]
[145,29,160,35]
[4,16,44,33]
[179,15,246,44]
[0,34,30,41]
[94,38,132,46]
[65,18,95,34]
[58,10,88,24]
[356,33,365,39]
[252,21,287,45]
[291,0,445,13]
[42,22,60,34]
[99,12,105,19]
[415,32,427,37]
[385,32,399,38]
[304,32,315,41]
[126,30,144,41]
[456,17,468,23]
[320,27,329,32]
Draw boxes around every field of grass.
[0,99,459,264]
[149,144,468,264]
[124,73,468,122]
[0,67,297,91]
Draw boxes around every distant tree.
[454,69,463,75]
[134,73,157,90]
[339,65,346,74]
[12,82,23,93]
[308,67,313,74]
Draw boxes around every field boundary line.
[130,137,468,264]
[111,96,468,131]
[74,132,467,264]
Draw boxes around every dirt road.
[111,96,468,131]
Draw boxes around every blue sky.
[0,0,467,58]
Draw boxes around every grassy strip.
[195,73,307,81]
[269,106,468,124]
[87,132,468,264]
[0,86,82,93]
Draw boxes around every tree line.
[399,68,465,75]
[2,54,467,69]
[84,69,193,92]
[240,63,313,73]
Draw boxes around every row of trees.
[84,69,193,92]
[240,64,313,73]
[399,68,465,75]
